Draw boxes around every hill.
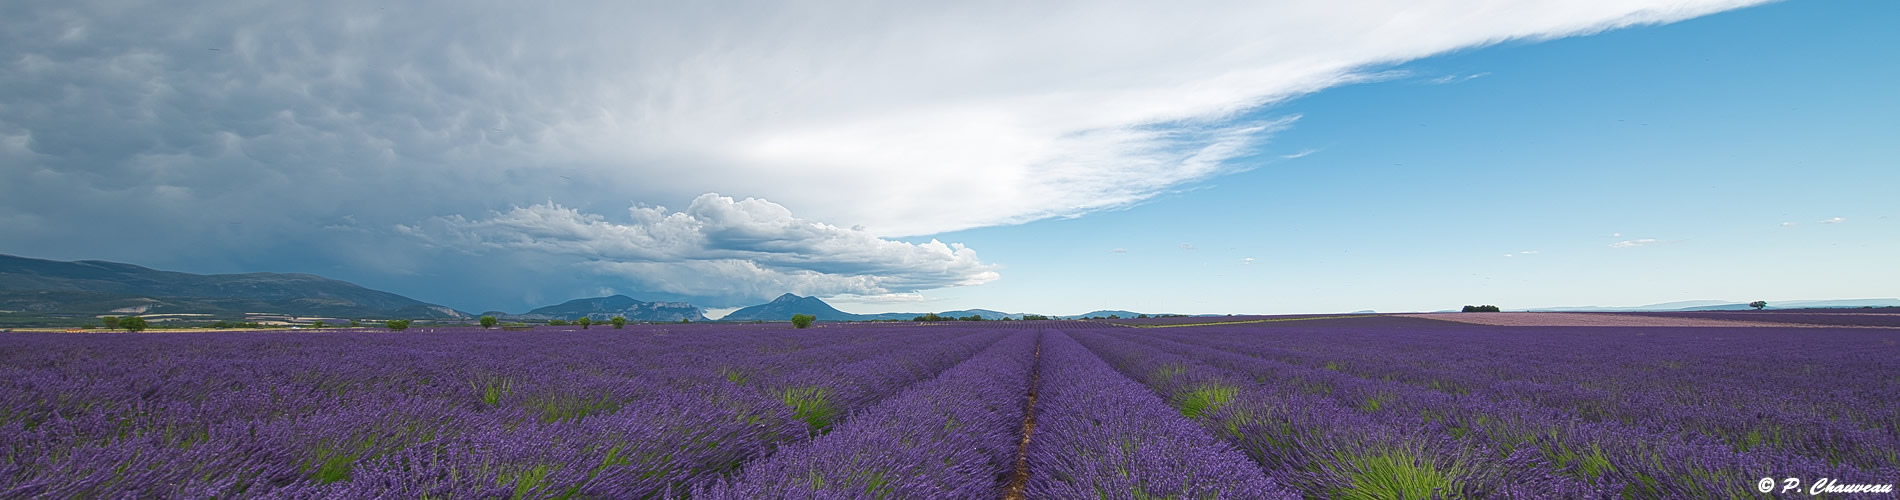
[721,293,863,321]
[0,254,467,320]
[486,295,708,323]
[1061,309,1146,319]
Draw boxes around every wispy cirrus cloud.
[1427,72,1492,84]
[1610,239,1660,248]
[1819,217,1846,224]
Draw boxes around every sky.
[3,0,1894,316]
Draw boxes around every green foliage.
[577,317,593,329]
[548,319,569,326]
[957,315,984,321]
[780,386,836,430]
[311,320,325,329]
[1461,305,1502,313]
[119,316,147,332]
[791,314,815,329]
[472,377,513,406]
[1331,450,1464,500]
[1020,314,1051,321]
[679,318,691,324]
[610,316,626,329]
[911,313,952,322]
[385,319,412,331]
[1175,384,1236,419]
[480,316,498,328]
[102,316,120,329]
[349,320,360,327]
[1749,300,1767,310]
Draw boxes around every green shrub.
[791,314,816,329]
[578,317,593,329]
[120,316,148,332]
[385,319,411,331]
[479,316,498,328]
[610,316,626,329]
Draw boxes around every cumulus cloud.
[0,0,1766,310]
[1610,239,1659,248]
[1819,217,1845,224]
[399,194,997,305]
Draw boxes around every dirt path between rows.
[1001,335,1042,500]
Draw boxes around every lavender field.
[3,316,1896,498]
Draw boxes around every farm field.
[3,316,1897,498]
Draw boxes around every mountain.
[721,293,861,321]
[0,254,467,319]
[490,295,708,322]
[936,309,1019,320]
[1061,310,1145,319]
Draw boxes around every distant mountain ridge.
[484,295,708,323]
[1524,298,1900,312]
[711,294,1152,322]
[0,254,467,319]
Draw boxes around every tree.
[578,317,593,329]
[679,318,691,324]
[311,320,325,329]
[791,314,816,329]
[480,316,498,329]
[349,320,360,328]
[120,316,148,332]
[1461,305,1502,313]
[102,316,121,329]
[386,319,411,331]
[611,316,627,329]
[1750,300,1768,310]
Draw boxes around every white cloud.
[1780,221,1797,227]
[1503,254,1514,257]
[1519,250,1539,255]
[1611,233,1623,237]
[1242,257,1255,264]
[0,0,1768,241]
[1180,244,1196,251]
[1280,149,1320,160]
[401,193,998,304]
[1426,72,1492,84]
[1610,238,1659,248]
[1819,217,1845,224]
[0,0,1768,310]
[1111,248,1129,254]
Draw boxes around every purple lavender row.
[1024,329,1294,499]
[0,326,1007,497]
[1070,329,1583,497]
[698,330,1040,499]
[1128,324,1900,474]
[1077,327,1895,497]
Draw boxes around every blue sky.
[853,0,1899,315]
[4,0,1894,316]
